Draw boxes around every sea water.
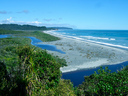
[46,29,128,86]
[47,30,128,50]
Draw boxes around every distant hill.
[48,27,73,30]
[0,24,48,30]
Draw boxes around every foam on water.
[110,38,115,40]
[44,30,128,50]
[60,58,109,73]
[80,36,110,40]
[44,30,128,73]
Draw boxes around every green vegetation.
[0,35,74,95]
[0,29,60,42]
[76,67,128,96]
[0,23,72,31]
[0,29,25,34]
[0,45,75,96]
[1,28,128,95]
[0,36,65,68]
[0,24,48,30]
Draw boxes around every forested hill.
[0,24,49,30]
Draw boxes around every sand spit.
[40,31,128,73]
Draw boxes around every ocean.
[47,29,128,50]
[46,29,128,86]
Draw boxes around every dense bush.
[0,45,74,96]
[77,67,128,96]
[0,30,74,95]
[0,29,60,42]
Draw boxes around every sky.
[0,0,128,30]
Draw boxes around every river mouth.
[62,61,128,86]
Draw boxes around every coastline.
[41,30,128,73]
[62,60,128,86]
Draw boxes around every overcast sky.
[0,0,128,30]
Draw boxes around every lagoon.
[0,35,65,54]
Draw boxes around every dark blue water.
[62,61,128,87]
[28,37,65,54]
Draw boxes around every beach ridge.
[42,31,128,73]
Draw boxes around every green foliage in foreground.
[76,67,128,96]
[0,38,31,66]
[0,37,67,67]
[0,37,72,96]
[0,46,75,96]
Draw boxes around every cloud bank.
[0,17,76,28]
[0,10,29,14]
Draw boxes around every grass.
[0,29,60,42]
[0,29,66,68]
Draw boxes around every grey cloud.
[43,19,54,22]
[1,20,10,23]
[1,17,14,23]
[0,17,76,28]
[0,11,12,14]
[43,18,62,22]
[59,18,62,20]
[17,10,29,14]
[0,11,7,14]
[23,10,29,13]
[0,17,42,26]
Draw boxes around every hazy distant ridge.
[0,24,48,30]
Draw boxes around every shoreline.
[42,30,128,73]
[62,60,128,86]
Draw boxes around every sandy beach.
[40,31,128,73]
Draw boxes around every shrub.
[77,67,128,96]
